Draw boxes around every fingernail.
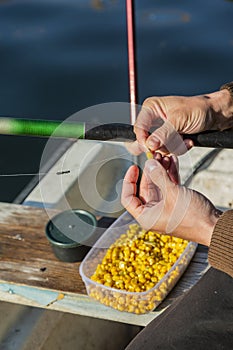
[146,159,159,172]
[142,144,149,152]
[147,138,160,150]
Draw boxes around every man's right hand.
[127,89,233,155]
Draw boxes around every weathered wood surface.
[0,202,86,294]
[0,201,208,326]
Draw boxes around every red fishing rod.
[126,0,138,124]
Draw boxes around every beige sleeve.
[208,210,233,278]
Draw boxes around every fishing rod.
[0,117,232,148]
[126,0,137,124]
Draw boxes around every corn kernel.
[146,151,154,159]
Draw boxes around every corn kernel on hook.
[146,150,154,159]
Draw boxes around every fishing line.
[0,151,132,177]
[0,171,71,177]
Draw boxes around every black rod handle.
[85,123,136,141]
[85,123,233,149]
[183,129,233,149]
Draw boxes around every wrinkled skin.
[127,90,233,155]
[121,157,221,246]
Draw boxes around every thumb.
[145,159,172,196]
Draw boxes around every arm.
[209,210,233,278]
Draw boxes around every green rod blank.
[0,117,85,138]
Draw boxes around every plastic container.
[79,211,197,314]
[45,209,97,262]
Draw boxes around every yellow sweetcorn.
[89,224,190,313]
[146,151,154,159]
[91,226,188,292]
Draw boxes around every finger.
[134,105,155,150]
[152,152,171,172]
[154,153,179,184]
[146,120,188,155]
[154,152,162,161]
[139,170,150,203]
[133,125,149,151]
[145,159,172,197]
[154,152,169,168]
[154,152,170,171]
[161,155,171,171]
[121,165,143,215]
[167,155,180,185]
[184,138,194,150]
[124,141,144,156]
[139,166,162,203]
[154,139,193,156]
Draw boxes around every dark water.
[0,0,233,202]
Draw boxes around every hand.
[121,157,221,246]
[127,89,233,155]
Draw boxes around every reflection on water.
[90,0,117,11]
[140,9,191,26]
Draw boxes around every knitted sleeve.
[208,210,233,278]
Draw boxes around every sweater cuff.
[220,82,233,100]
[208,210,233,277]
